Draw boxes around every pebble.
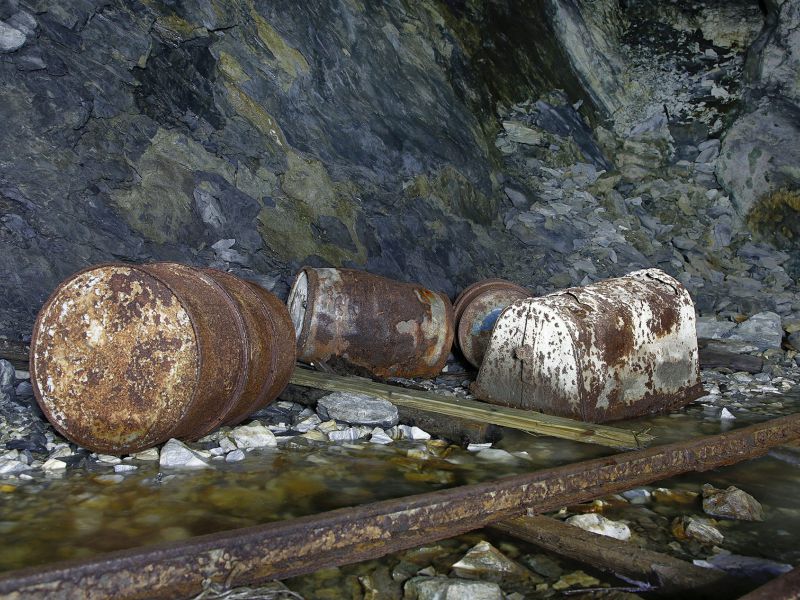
[96,454,122,465]
[565,513,631,541]
[159,439,210,469]
[327,427,362,443]
[316,392,399,428]
[369,428,393,445]
[114,464,137,473]
[475,448,518,463]
[294,414,321,433]
[230,423,277,449]
[131,448,159,461]
[95,474,124,484]
[552,570,600,590]
[41,458,67,471]
[219,436,237,453]
[621,488,651,504]
[225,449,246,463]
[398,425,431,441]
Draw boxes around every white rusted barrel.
[472,269,702,422]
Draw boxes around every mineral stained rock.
[0,0,621,337]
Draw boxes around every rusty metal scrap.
[0,414,797,599]
[453,278,530,368]
[29,263,295,454]
[473,269,703,422]
[287,267,454,378]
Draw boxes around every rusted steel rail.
[0,414,797,600]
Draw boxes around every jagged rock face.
[718,0,800,232]
[0,0,622,337]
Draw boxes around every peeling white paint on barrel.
[472,269,703,422]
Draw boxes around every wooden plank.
[0,414,797,600]
[699,346,764,374]
[492,515,748,596]
[290,368,654,449]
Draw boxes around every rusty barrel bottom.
[453,279,530,369]
[138,263,246,441]
[30,263,293,454]
[288,267,454,379]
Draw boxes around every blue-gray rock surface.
[317,392,399,428]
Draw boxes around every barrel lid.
[453,279,529,367]
[453,279,530,326]
[30,265,199,454]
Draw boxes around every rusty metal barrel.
[453,279,530,368]
[472,269,703,422]
[287,267,454,378]
[29,263,295,454]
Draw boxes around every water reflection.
[0,388,797,573]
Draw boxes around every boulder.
[317,393,399,428]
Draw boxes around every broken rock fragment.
[702,484,764,521]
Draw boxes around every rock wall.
[0,0,623,337]
[718,0,800,233]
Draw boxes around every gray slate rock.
[728,312,784,350]
[0,21,25,52]
[696,317,737,340]
[317,392,399,428]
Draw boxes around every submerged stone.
[451,540,535,584]
[404,576,502,600]
[702,485,764,521]
[672,516,724,545]
[566,513,631,541]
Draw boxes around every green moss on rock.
[747,188,800,250]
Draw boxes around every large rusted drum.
[472,269,703,422]
[288,267,454,378]
[30,263,295,454]
[453,279,530,368]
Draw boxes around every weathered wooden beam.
[491,515,748,597]
[736,567,800,600]
[699,346,764,374]
[290,368,654,449]
[0,414,797,600]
